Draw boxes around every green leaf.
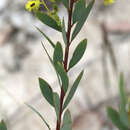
[119,73,129,127]
[119,104,129,128]
[0,120,7,130]
[107,107,129,130]
[26,104,51,130]
[39,78,54,106]
[36,12,62,32]
[62,19,67,46]
[36,27,55,48]
[63,71,84,110]
[61,110,72,130]
[55,62,69,94]
[69,39,87,69]
[53,42,63,64]
[71,0,95,41]
[72,0,86,24]
[53,93,60,120]
[61,0,69,9]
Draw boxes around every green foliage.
[3,0,125,129]
[61,0,69,9]
[16,1,130,130]
[55,62,69,94]
[61,110,72,130]
[26,104,51,130]
[0,120,7,130]
[71,0,95,41]
[39,78,54,106]
[119,73,129,127]
[51,12,61,27]
[107,74,130,129]
[62,19,67,46]
[120,73,127,106]
[23,0,96,130]
[63,70,84,110]
[107,107,128,130]
[69,39,87,70]
[119,104,129,128]
[53,42,63,64]
[36,12,62,32]
[53,93,60,120]
[53,3,58,13]
[72,0,86,24]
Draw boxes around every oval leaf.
[53,42,63,64]
[36,12,62,32]
[61,0,69,9]
[63,71,84,110]
[119,104,129,128]
[72,0,86,24]
[61,110,72,130]
[71,0,95,41]
[53,92,60,120]
[0,121,7,130]
[55,62,69,94]
[107,107,129,130]
[69,39,87,69]
[62,19,67,46]
[39,78,54,106]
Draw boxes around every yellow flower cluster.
[25,0,41,12]
[104,0,114,5]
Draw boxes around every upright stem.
[64,0,74,71]
[56,0,74,130]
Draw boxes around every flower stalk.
[56,1,75,130]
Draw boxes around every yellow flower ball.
[104,0,114,5]
[25,0,41,12]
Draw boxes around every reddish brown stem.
[56,88,64,130]
[56,0,74,130]
[64,0,74,71]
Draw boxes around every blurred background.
[0,0,130,130]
